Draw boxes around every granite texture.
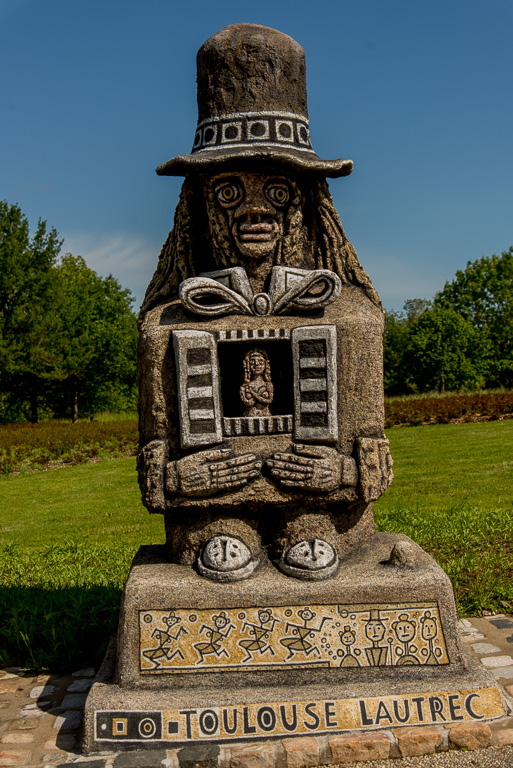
[138,284,390,566]
[115,534,468,691]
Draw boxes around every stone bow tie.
[179,266,342,317]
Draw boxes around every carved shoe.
[197,534,259,582]
[278,538,339,580]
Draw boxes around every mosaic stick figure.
[194,611,235,665]
[337,625,361,667]
[142,611,188,668]
[420,610,441,665]
[240,349,274,417]
[392,613,420,666]
[364,608,389,667]
[238,609,280,662]
[280,608,333,661]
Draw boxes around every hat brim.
[156,146,353,178]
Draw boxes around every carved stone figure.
[83,23,505,754]
[137,23,393,582]
[240,349,273,417]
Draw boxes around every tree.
[434,247,513,386]
[383,299,431,396]
[0,202,138,423]
[402,306,492,393]
[49,255,138,421]
[0,201,62,422]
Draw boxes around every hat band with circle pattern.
[191,111,315,155]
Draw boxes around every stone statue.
[137,22,393,583]
[84,23,505,755]
[240,349,273,417]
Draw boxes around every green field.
[1,420,512,670]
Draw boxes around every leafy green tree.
[434,247,513,386]
[0,201,62,422]
[384,299,431,395]
[49,255,138,421]
[402,306,492,393]
[0,202,138,423]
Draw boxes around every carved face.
[339,627,356,646]
[213,611,230,630]
[365,620,386,643]
[249,353,266,376]
[421,615,437,640]
[299,608,315,623]
[210,172,296,261]
[392,616,416,643]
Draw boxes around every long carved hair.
[242,349,272,385]
[140,175,381,317]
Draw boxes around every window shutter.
[291,325,338,443]
[172,330,222,449]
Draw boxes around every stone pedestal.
[83,533,505,752]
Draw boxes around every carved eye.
[215,182,242,206]
[265,182,290,206]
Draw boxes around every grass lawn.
[375,420,513,619]
[1,420,512,670]
[0,458,162,548]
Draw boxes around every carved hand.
[248,383,273,405]
[239,384,256,406]
[356,437,394,502]
[267,444,350,493]
[166,448,262,497]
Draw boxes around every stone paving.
[1,616,513,768]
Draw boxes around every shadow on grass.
[0,584,122,671]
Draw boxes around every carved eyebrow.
[212,176,242,189]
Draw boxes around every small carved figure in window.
[240,349,274,417]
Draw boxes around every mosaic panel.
[139,602,449,673]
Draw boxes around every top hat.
[365,609,389,623]
[156,23,353,178]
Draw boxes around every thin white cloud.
[61,231,161,310]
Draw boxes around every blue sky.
[2,0,512,312]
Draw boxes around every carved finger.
[268,459,310,474]
[272,453,313,467]
[217,476,248,490]
[203,448,231,463]
[268,459,311,475]
[293,444,330,459]
[216,462,261,479]
[216,472,240,486]
[280,479,308,488]
[223,453,259,468]
[270,468,309,481]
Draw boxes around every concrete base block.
[83,534,506,753]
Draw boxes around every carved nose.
[239,208,272,223]
[236,196,274,220]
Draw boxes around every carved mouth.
[238,223,274,241]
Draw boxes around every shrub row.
[0,420,138,475]
[1,391,512,474]
[385,391,513,428]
